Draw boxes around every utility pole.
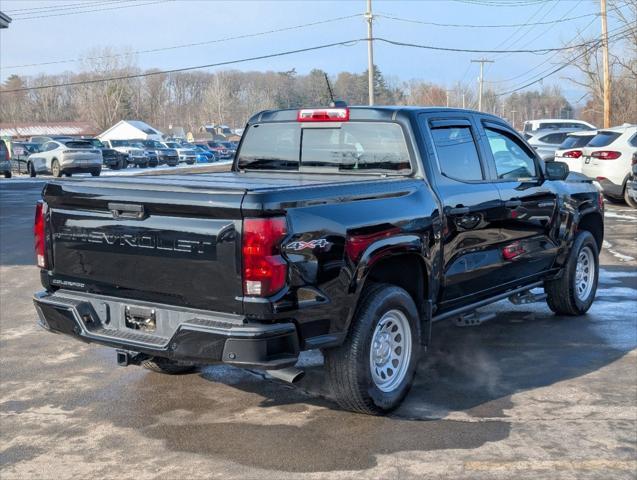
[510,110,517,130]
[446,90,451,107]
[471,58,494,111]
[462,93,466,109]
[365,0,374,106]
[600,0,611,127]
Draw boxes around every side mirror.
[545,161,569,181]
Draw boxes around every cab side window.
[485,128,538,180]
[431,126,483,182]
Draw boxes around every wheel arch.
[577,211,604,251]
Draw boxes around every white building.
[98,120,163,142]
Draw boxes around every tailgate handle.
[108,202,145,220]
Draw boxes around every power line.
[0,39,364,94]
[4,0,107,14]
[9,0,171,20]
[487,15,599,84]
[7,0,135,16]
[3,14,362,70]
[494,25,635,96]
[490,22,632,88]
[372,35,617,54]
[375,11,602,29]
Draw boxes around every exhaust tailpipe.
[266,367,305,384]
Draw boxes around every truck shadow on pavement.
[129,301,632,473]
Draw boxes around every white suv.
[553,130,597,173]
[581,125,637,204]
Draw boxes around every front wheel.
[545,230,599,315]
[90,169,101,177]
[28,162,36,177]
[324,283,421,415]
[4,171,11,179]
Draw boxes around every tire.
[141,357,197,375]
[624,187,637,209]
[110,161,120,171]
[120,158,128,169]
[4,171,11,179]
[324,283,421,415]
[28,162,36,177]
[90,169,101,177]
[51,159,62,178]
[545,230,599,316]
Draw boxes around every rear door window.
[430,126,483,181]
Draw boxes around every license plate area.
[125,305,156,332]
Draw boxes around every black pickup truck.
[33,106,604,414]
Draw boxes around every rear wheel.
[545,230,599,315]
[324,283,421,415]
[90,169,101,177]
[28,162,36,177]
[624,187,637,208]
[141,357,197,375]
[51,159,62,177]
[4,171,11,179]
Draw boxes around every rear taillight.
[562,150,582,158]
[242,217,287,297]
[591,150,621,160]
[34,201,47,269]
[297,108,349,122]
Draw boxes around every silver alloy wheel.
[575,246,595,301]
[369,309,412,393]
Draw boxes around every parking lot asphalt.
[1,180,636,480]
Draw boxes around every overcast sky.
[0,0,628,105]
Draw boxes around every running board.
[432,281,544,323]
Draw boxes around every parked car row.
[519,118,636,208]
[0,135,235,178]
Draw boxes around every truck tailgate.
[42,177,245,313]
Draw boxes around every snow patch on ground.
[602,240,636,262]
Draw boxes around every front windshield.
[165,142,179,148]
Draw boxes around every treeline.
[0,68,577,134]
[0,49,581,133]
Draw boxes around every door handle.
[505,200,522,208]
[449,206,470,215]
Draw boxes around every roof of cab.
[248,106,503,124]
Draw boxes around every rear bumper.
[596,177,624,198]
[33,290,300,369]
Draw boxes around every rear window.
[238,122,411,173]
[558,134,594,149]
[588,131,621,147]
[63,141,93,149]
[538,132,569,145]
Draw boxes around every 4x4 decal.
[286,239,330,251]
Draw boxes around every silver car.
[524,129,577,162]
[26,139,102,177]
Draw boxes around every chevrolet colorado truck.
[33,106,604,414]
